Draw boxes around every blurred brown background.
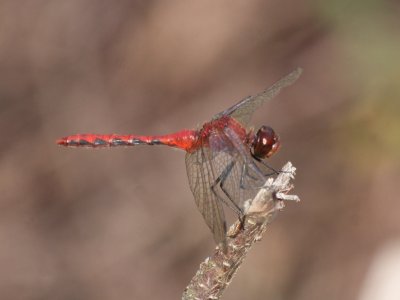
[1,0,400,299]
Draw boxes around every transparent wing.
[208,129,266,209]
[218,126,269,206]
[213,68,303,126]
[185,127,268,245]
[185,140,227,245]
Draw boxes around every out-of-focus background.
[1,1,400,299]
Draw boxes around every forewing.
[216,126,268,208]
[207,130,265,210]
[185,143,227,245]
[185,125,273,245]
[214,68,303,126]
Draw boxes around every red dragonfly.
[58,68,302,247]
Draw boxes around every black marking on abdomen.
[78,139,90,146]
[111,138,131,146]
[68,140,79,146]
[150,139,163,145]
[131,138,147,145]
[94,139,107,146]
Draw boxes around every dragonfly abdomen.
[57,130,198,151]
[57,134,143,147]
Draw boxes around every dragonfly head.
[251,125,280,159]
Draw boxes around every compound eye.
[252,126,280,159]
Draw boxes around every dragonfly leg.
[239,163,247,189]
[251,154,281,176]
[211,161,244,218]
[214,161,247,234]
[239,162,261,190]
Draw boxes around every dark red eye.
[251,126,280,159]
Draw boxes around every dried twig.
[182,162,299,300]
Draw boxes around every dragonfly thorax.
[251,125,280,159]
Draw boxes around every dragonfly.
[57,68,302,248]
